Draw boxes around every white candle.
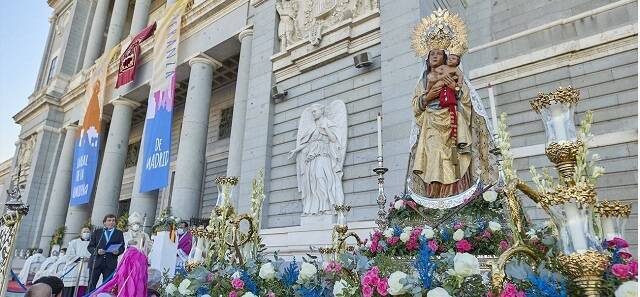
[564,203,589,252]
[601,217,619,241]
[550,104,568,142]
[376,113,383,157]
[487,84,499,133]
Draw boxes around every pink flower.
[428,240,438,252]
[267,292,276,297]
[608,237,629,248]
[453,222,465,229]
[324,261,343,273]
[377,278,389,296]
[500,283,525,297]
[362,284,374,297]
[482,230,492,238]
[619,249,633,260]
[207,273,214,282]
[406,200,417,208]
[629,260,638,276]
[455,239,473,253]
[387,236,400,245]
[228,292,238,297]
[499,240,510,251]
[612,264,631,279]
[231,278,244,290]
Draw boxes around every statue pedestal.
[300,213,335,228]
[149,231,177,277]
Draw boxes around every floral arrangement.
[50,225,66,246]
[117,212,129,230]
[153,207,182,233]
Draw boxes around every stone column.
[83,0,111,69]
[34,16,57,91]
[129,0,152,35]
[91,97,140,225]
[129,135,159,227]
[226,29,253,181]
[170,55,221,220]
[104,0,130,51]
[63,205,90,244]
[39,124,78,251]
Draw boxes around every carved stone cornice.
[250,0,268,7]
[272,9,380,82]
[13,95,62,124]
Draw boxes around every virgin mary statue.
[407,9,498,207]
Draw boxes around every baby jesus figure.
[427,54,465,146]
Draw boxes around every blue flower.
[393,226,402,237]
[241,270,258,294]
[297,286,323,297]
[196,286,209,296]
[413,238,436,289]
[282,259,299,287]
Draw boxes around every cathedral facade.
[1,0,637,254]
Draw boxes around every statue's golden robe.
[409,79,497,198]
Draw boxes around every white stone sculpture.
[123,212,151,255]
[289,101,347,215]
[275,0,379,52]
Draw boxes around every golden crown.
[411,8,468,57]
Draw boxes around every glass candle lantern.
[547,201,602,254]
[215,176,239,208]
[596,201,631,241]
[530,86,581,146]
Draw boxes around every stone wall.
[267,45,382,227]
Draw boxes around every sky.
[0,2,52,162]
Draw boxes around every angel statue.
[407,9,498,208]
[289,101,347,215]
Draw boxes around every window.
[47,57,58,84]
[125,141,141,168]
[218,106,234,139]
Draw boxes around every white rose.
[615,281,638,297]
[178,279,192,295]
[483,191,497,202]
[453,253,480,277]
[427,287,452,297]
[387,271,408,295]
[488,221,502,232]
[201,295,211,297]
[421,226,435,239]
[299,262,317,281]
[394,199,405,209]
[333,279,349,296]
[165,283,177,295]
[242,293,258,297]
[452,229,465,241]
[365,240,373,248]
[259,262,276,280]
[383,228,395,238]
[400,231,411,243]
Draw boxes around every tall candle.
[564,203,589,252]
[377,113,383,157]
[487,84,499,132]
[550,104,568,142]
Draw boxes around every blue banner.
[139,79,175,192]
[139,3,184,192]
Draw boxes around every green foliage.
[50,225,66,246]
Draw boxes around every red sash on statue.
[439,86,458,139]
[115,23,157,88]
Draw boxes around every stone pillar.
[170,55,221,220]
[129,135,159,227]
[39,124,78,251]
[104,0,130,51]
[226,29,253,182]
[129,0,152,35]
[91,97,140,225]
[83,0,111,69]
[34,16,57,91]
[63,205,90,244]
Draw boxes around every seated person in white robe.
[18,248,45,284]
[33,250,60,281]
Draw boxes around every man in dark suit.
[87,214,125,291]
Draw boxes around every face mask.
[176,228,185,235]
[81,232,91,240]
[131,224,140,231]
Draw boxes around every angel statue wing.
[324,100,348,173]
